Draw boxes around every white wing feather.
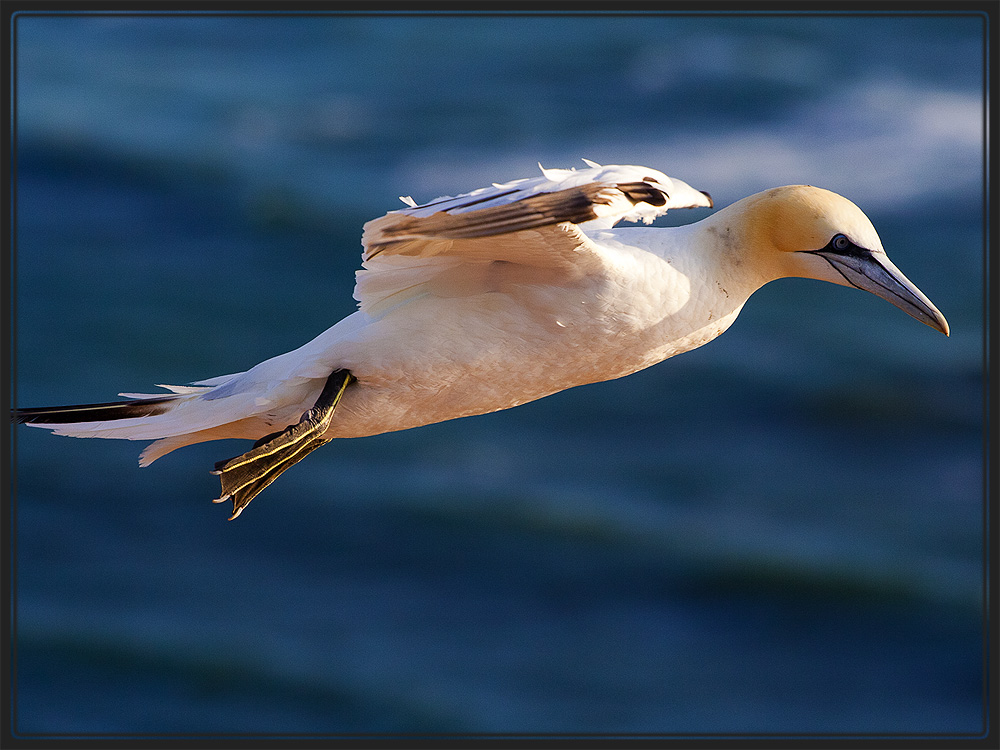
[355,161,711,316]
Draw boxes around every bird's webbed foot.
[211,369,354,519]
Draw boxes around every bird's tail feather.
[14,371,318,466]
[13,393,249,466]
[13,396,181,425]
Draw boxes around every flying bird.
[14,161,950,519]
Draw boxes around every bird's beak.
[811,249,950,336]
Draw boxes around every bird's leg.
[211,369,355,520]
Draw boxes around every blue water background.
[11,12,986,737]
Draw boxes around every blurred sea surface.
[12,11,988,737]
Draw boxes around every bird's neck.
[686,204,791,290]
[623,217,778,299]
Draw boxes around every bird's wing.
[355,161,712,316]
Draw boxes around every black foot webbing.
[211,369,354,519]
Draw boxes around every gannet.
[15,161,949,519]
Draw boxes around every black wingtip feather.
[615,181,668,208]
[13,397,178,425]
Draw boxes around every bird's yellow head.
[739,185,883,258]
[713,185,949,335]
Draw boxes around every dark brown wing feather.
[365,182,620,258]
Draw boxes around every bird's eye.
[832,234,850,251]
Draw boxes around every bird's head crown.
[734,185,883,259]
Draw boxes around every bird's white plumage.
[23,161,947,469]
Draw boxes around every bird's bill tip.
[872,262,950,336]
[928,307,950,337]
[878,255,950,337]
